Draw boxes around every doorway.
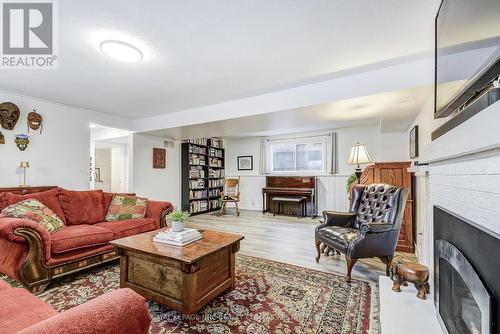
[90,125,130,193]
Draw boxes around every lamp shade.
[348,143,372,165]
[20,161,30,168]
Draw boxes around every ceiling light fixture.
[100,40,143,63]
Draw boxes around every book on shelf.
[209,138,223,148]
[208,157,223,167]
[190,200,208,213]
[189,145,207,155]
[188,138,208,146]
[208,169,224,178]
[189,154,206,165]
[209,179,224,188]
[208,147,224,158]
[190,189,208,199]
[189,179,206,189]
[189,166,205,178]
[209,198,222,209]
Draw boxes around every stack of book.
[153,228,202,246]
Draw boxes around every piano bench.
[272,196,307,218]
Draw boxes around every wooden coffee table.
[110,228,244,314]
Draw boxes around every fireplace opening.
[434,207,499,334]
[439,258,482,334]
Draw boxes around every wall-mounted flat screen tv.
[435,0,500,118]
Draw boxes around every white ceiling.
[144,85,432,139]
[0,0,438,119]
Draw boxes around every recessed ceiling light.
[100,40,143,63]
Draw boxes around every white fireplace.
[380,98,500,334]
[406,99,500,334]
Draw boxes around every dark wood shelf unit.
[181,138,225,216]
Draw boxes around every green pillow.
[105,195,148,221]
[0,198,64,233]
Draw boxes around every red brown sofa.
[0,280,151,334]
[0,187,173,293]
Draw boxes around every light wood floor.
[187,209,416,283]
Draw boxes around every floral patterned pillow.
[105,195,148,221]
[0,198,64,233]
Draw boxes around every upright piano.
[262,176,317,217]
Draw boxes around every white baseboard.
[238,205,262,211]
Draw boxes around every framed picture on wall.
[153,148,166,169]
[237,155,253,171]
[409,125,419,159]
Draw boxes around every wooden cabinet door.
[360,162,414,253]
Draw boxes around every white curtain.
[259,137,269,174]
[327,132,337,174]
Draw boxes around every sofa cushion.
[0,288,57,334]
[94,218,155,239]
[0,188,66,223]
[316,226,360,253]
[58,189,105,225]
[102,192,136,221]
[50,224,114,255]
[0,280,11,291]
[105,195,148,221]
[1,199,65,233]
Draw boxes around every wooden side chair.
[219,177,240,216]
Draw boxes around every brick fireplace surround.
[380,100,500,334]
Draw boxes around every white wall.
[0,90,129,189]
[406,95,500,267]
[131,134,181,207]
[224,126,408,212]
[110,147,123,192]
[94,148,111,192]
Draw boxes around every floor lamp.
[348,143,372,183]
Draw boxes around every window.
[269,139,326,173]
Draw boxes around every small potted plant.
[166,210,190,232]
[346,172,359,193]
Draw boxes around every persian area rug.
[1,255,379,334]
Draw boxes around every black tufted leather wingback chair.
[315,183,409,282]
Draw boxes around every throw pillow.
[102,192,137,221]
[0,198,64,233]
[0,188,66,223]
[58,189,105,225]
[105,195,148,221]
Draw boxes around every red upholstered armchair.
[0,188,173,293]
[0,281,151,334]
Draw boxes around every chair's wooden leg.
[220,202,226,216]
[315,239,321,263]
[378,256,393,276]
[236,202,240,216]
[320,243,327,254]
[345,256,358,283]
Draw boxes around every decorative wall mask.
[15,134,29,151]
[0,102,20,130]
[0,131,4,144]
[27,109,43,134]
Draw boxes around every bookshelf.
[181,138,225,215]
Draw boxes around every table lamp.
[348,143,372,183]
[19,161,30,187]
